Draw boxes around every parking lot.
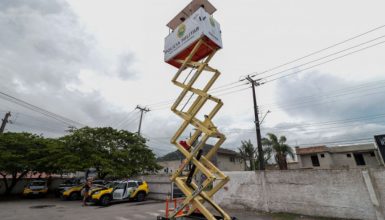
[0,197,340,220]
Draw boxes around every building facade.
[158,147,244,174]
[295,143,383,169]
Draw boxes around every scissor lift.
[158,1,235,219]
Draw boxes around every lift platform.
[159,1,236,220]
[164,0,222,68]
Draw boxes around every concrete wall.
[157,155,245,174]
[300,153,333,169]
[158,160,182,174]
[299,152,381,169]
[214,169,385,220]
[363,152,380,167]
[333,153,357,168]
[137,174,171,200]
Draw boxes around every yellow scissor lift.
[158,1,236,219]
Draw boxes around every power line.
[146,82,250,109]
[224,113,385,134]
[0,91,86,128]
[260,87,385,114]
[150,85,251,111]
[261,40,385,84]
[151,24,385,108]
[152,76,385,112]
[145,25,385,110]
[111,108,138,128]
[118,114,141,131]
[1,109,88,134]
[250,24,385,78]
[259,79,385,109]
[255,35,385,81]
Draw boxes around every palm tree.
[255,145,273,169]
[238,140,256,171]
[262,133,294,170]
[239,140,273,170]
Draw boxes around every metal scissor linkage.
[167,39,233,220]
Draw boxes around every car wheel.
[70,192,80,200]
[100,195,111,206]
[136,192,146,202]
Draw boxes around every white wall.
[136,174,171,200]
[214,169,385,220]
[217,154,244,171]
[138,169,385,219]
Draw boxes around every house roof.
[157,145,238,162]
[217,148,239,156]
[295,145,329,155]
[329,143,376,153]
[296,143,377,155]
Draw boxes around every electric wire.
[261,40,385,84]
[145,30,385,110]
[110,108,138,128]
[0,91,86,127]
[255,35,385,81]
[259,79,385,109]
[249,24,385,78]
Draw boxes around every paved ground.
[0,197,340,220]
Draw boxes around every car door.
[125,181,138,199]
[113,182,127,200]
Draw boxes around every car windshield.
[127,182,137,188]
[105,182,118,188]
[115,183,127,189]
[30,181,45,186]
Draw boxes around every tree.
[0,132,56,195]
[61,127,161,179]
[239,140,273,171]
[262,133,294,170]
[255,144,272,169]
[238,140,256,171]
[0,127,161,195]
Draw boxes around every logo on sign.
[177,24,186,38]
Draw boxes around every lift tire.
[100,195,112,206]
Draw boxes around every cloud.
[263,71,385,146]
[274,71,385,121]
[0,0,136,136]
[116,53,137,80]
[198,71,385,152]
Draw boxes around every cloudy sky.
[1,0,384,156]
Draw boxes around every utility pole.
[245,76,265,170]
[136,105,150,136]
[0,111,11,133]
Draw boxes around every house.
[295,143,383,169]
[157,146,244,174]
